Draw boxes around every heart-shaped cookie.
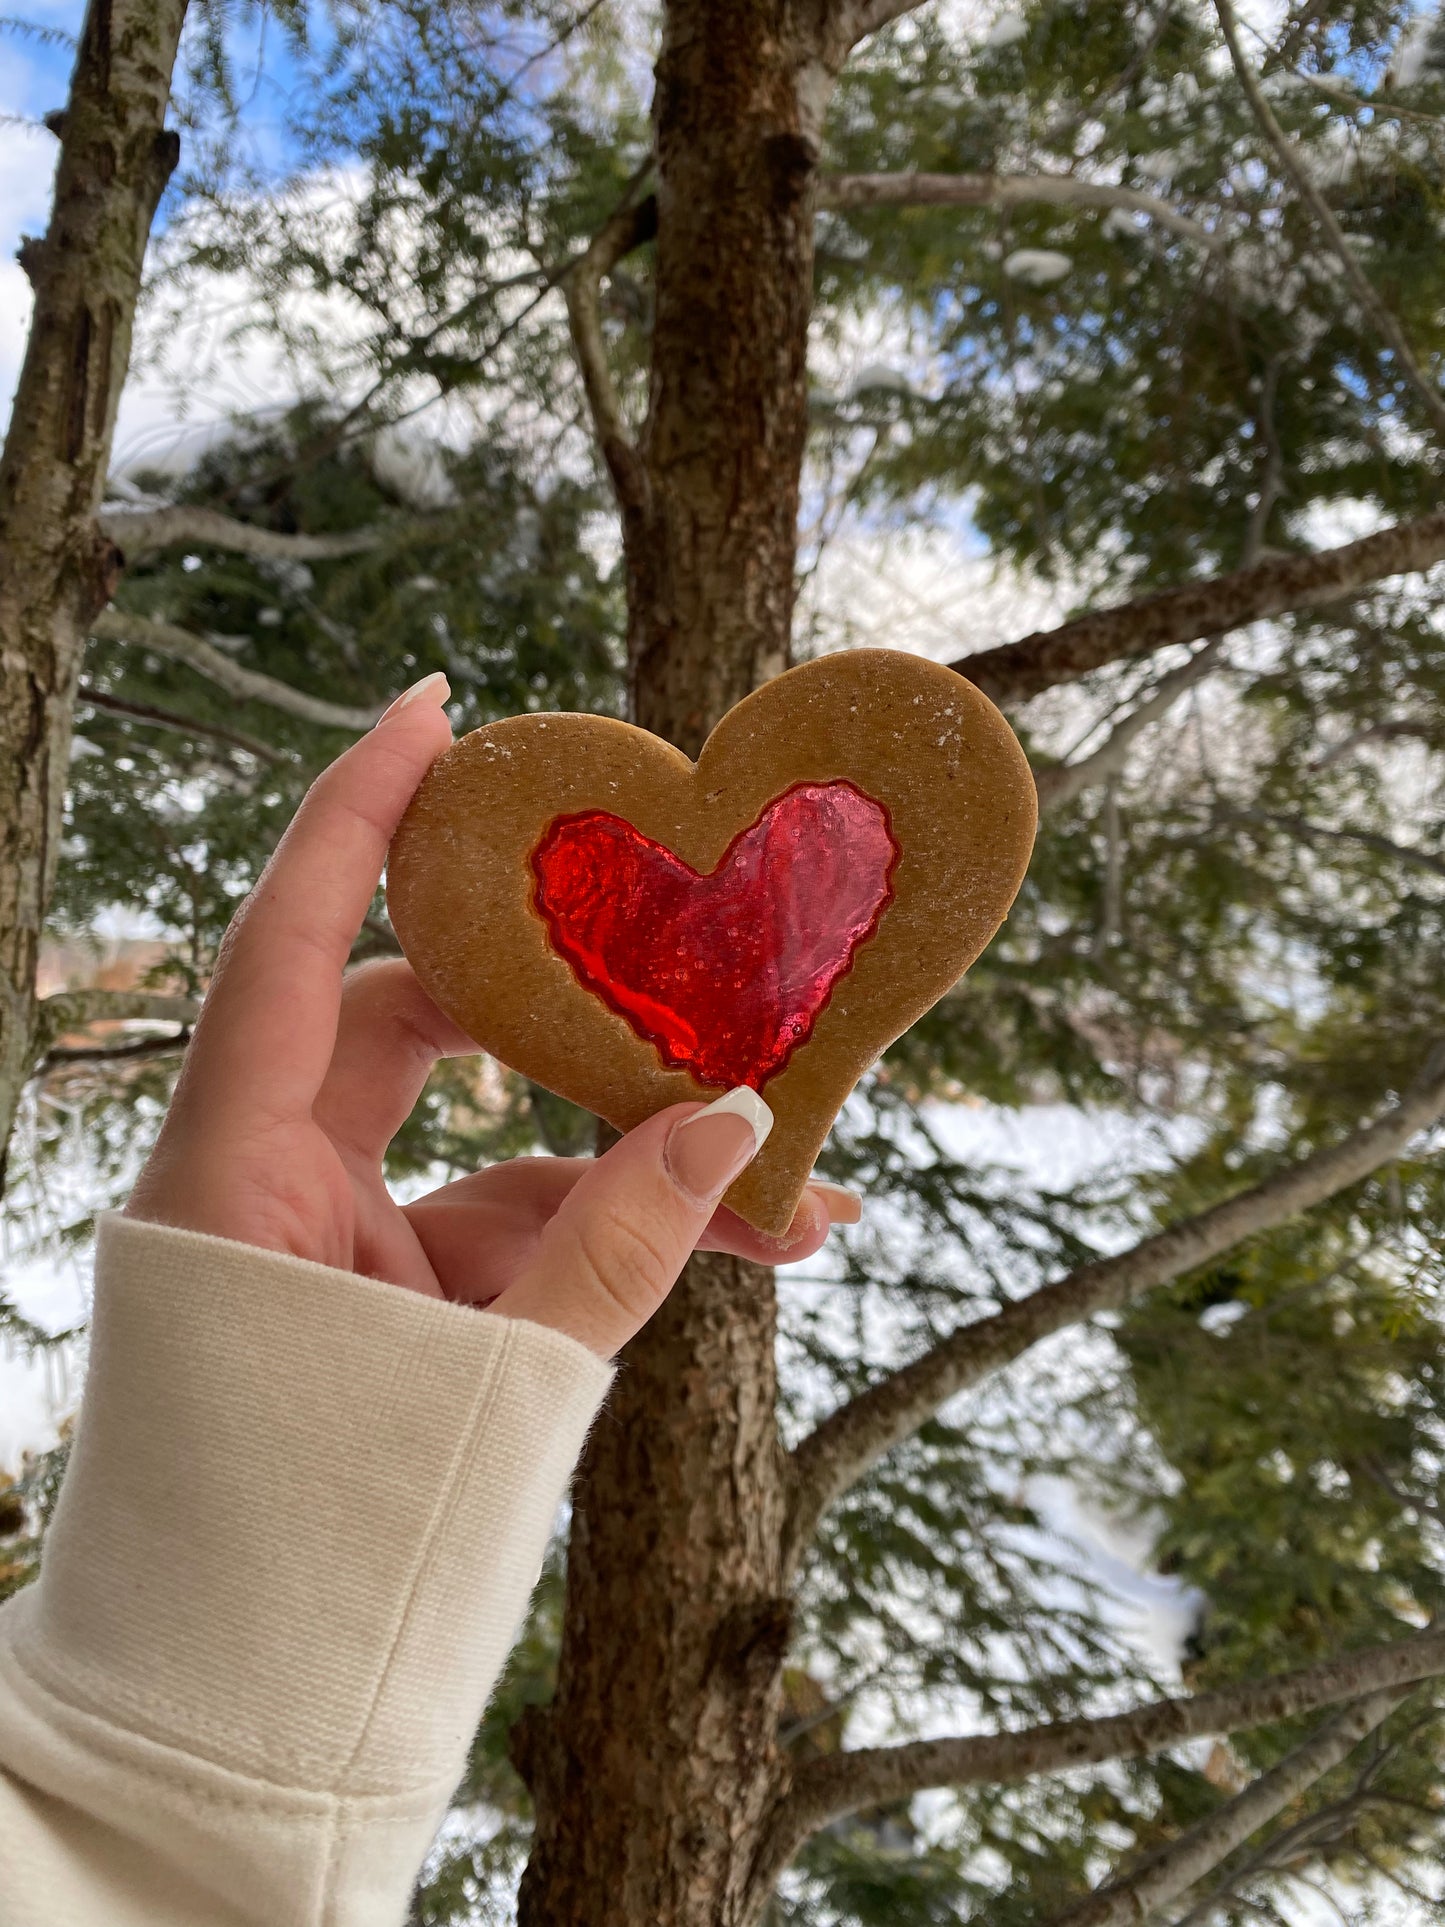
[386,649,1036,1235]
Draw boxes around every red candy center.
[530,780,899,1091]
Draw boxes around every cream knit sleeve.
[0,1212,613,1927]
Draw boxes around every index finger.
[185,673,453,1119]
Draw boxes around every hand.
[124,673,859,1357]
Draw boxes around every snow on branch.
[954,506,1445,705]
[91,609,384,732]
[782,1051,1445,1566]
[1043,1688,1411,1927]
[97,506,386,564]
[752,1634,1440,1894]
[819,172,1220,251]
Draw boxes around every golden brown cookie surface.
[386,649,1037,1235]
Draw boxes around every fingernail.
[808,1180,863,1224]
[665,1087,773,1204]
[377,671,451,725]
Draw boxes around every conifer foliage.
[5,0,1445,1921]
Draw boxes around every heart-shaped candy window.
[530,781,899,1092]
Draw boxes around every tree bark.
[620,2,837,759]
[0,0,188,1184]
[513,6,844,1924]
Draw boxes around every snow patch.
[1003,248,1073,286]
[984,9,1028,47]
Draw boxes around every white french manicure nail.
[698,1085,773,1151]
[808,1180,861,1205]
[664,1087,774,1204]
[377,670,451,725]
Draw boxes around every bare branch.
[42,1030,191,1071]
[753,1630,1444,1890]
[1048,1689,1409,1927]
[32,987,201,1074]
[97,505,385,564]
[36,989,201,1037]
[77,683,290,764]
[844,0,931,39]
[1227,808,1445,885]
[1310,717,1437,771]
[1215,0,1445,443]
[1035,637,1226,810]
[564,190,657,516]
[1242,360,1285,568]
[783,1052,1445,1566]
[952,507,1445,705]
[820,172,1219,251]
[91,608,383,732]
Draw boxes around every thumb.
[487,1089,773,1358]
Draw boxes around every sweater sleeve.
[0,1212,613,1927]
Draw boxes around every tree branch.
[36,988,201,1038]
[783,1052,1445,1567]
[753,1630,1444,1892]
[1035,637,1226,810]
[1046,1688,1410,1927]
[42,1030,191,1070]
[564,189,657,516]
[96,505,385,564]
[91,608,383,731]
[952,507,1445,705]
[844,0,931,40]
[819,172,1219,251]
[77,683,290,763]
[1310,716,1437,771]
[1226,808,1445,884]
[1214,0,1445,443]
[32,987,201,1073]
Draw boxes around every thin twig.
[1215,0,1445,443]
[1242,359,1284,567]
[77,683,290,763]
[1035,637,1227,810]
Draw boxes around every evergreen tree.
[6,0,1445,1921]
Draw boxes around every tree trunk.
[0,0,187,1185]
[513,6,839,1922]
